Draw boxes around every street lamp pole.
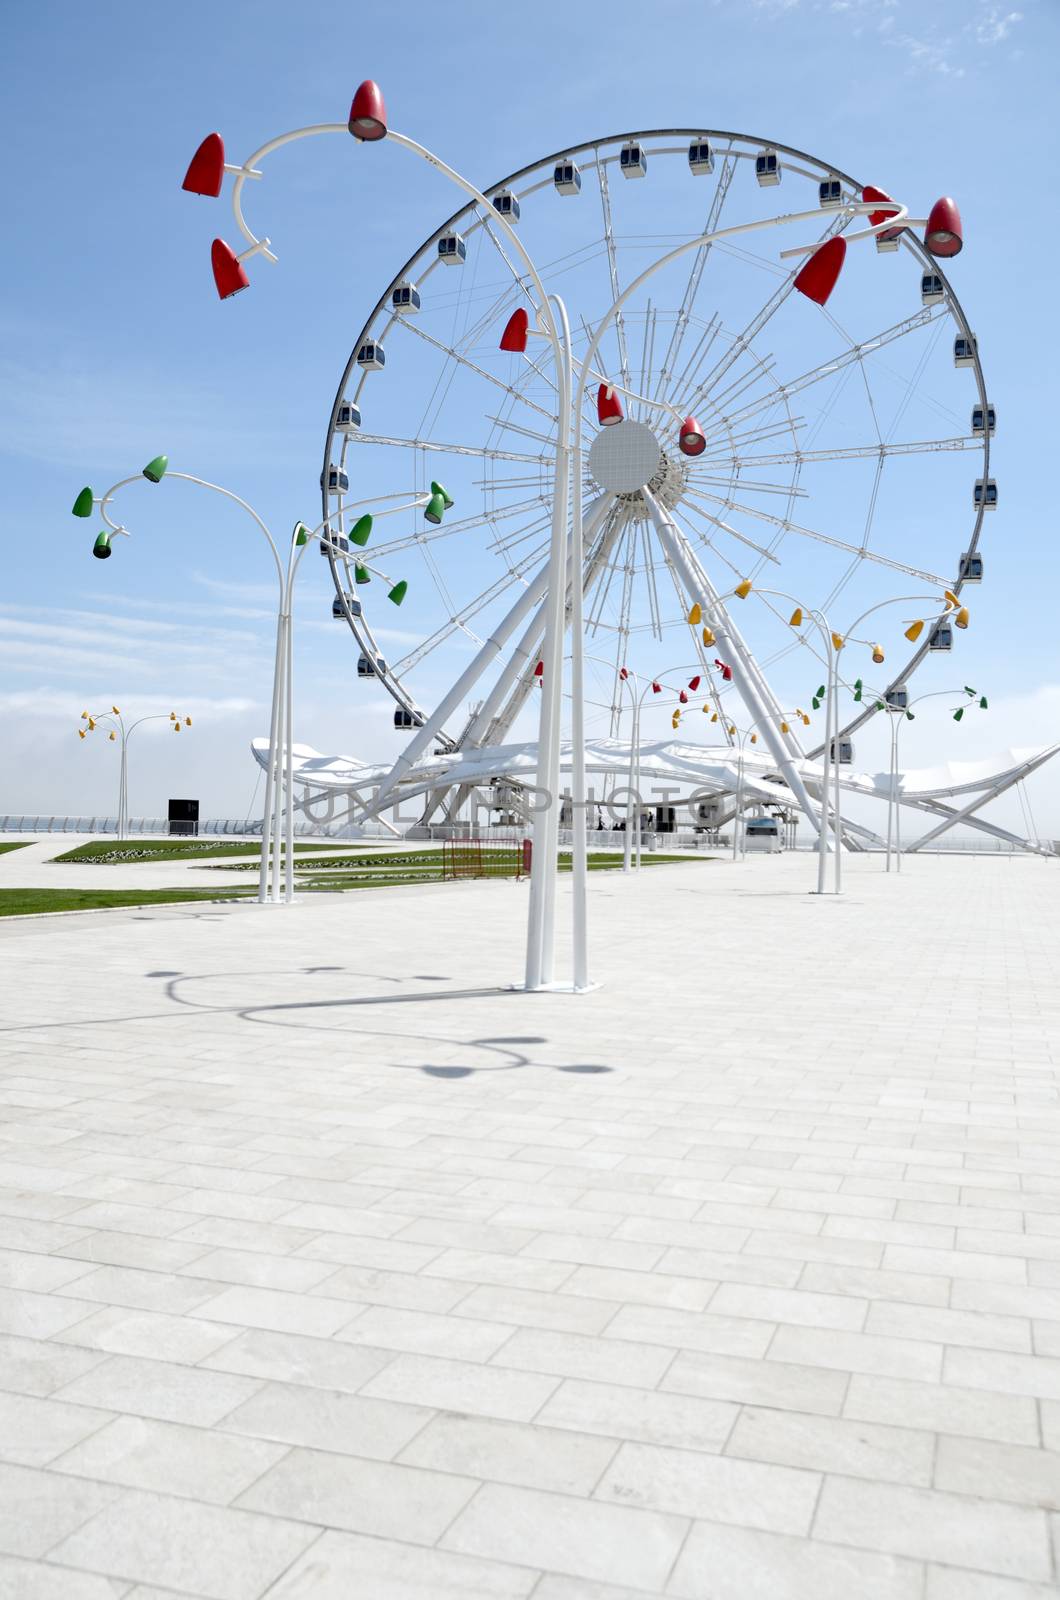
[886,685,987,872]
[78,708,192,838]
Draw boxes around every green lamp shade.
[853,678,863,691]
[350,514,372,546]
[72,487,94,518]
[430,480,454,510]
[388,579,408,606]
[873,701,885,710]
[905,710,915,721]
[294,522,310,546]
[354,564,370,584]
[964,685,977,696]
[143,455,168,483]
[811,697,820,711]
[979,696,988,709]
[815,685,826,699]
[853,689,862,703]
[92,532,113,560]
[424,492,445,526]
[953,707,964,722]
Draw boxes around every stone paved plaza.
[0,850,1058,1598]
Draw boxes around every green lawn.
[0,887,257,918]
[52,840,342,865]
[0,842,31,855]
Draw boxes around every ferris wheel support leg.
[644,492,822,838]
[270,624,286,904]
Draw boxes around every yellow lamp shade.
[802,713,811,726]
[871,645,885,664]
[728,725,736,736]
[780,720,790,733]
[710,712,718,723]
[789,608,802,627]
[955,606,970,629]
[944,589,960,609]
[169,712,176,720]
[185,716,192,726]
[108,731,116,741]
[702,703,710,714]
[831,631,844,651]
[750,733,758,744]
[734,579,752,599]
[77,729,85,740]
[80,710,88,719]
[687,603,702,626]
[111,705,120,715]
[87,717,95,730]
[702,627,715,647]
[905,620,924,643]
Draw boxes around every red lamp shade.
[534,659,544,677]
[597,383,624,427]
[619,667,629,680]
[924,196,963,258]
[678,416,706,457]
[182,133,225,197]
[652,681,662,694]
[679,690,688,704]
[688,675,701,691]
[862,184,905,244]
[500,309,529,353]
[211,239,249,300]
[794,236,846,306]
[348,80,387,142]
[714,658,734,683]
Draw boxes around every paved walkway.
[0,852,1058,1598]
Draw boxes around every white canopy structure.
[252,737,1058,856]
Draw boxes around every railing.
[0,816,388,838]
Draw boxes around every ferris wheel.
[315,128,989,790]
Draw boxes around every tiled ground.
[0,850,1058,1599]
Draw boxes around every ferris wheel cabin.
[393,708,425,729]
[959,551,984,582]
[688,140,714,175]
[755,150,780,186]
[391,281,420,313]
[829,737,854,765]
[972,404,996,436]
[553,160,581,195]
[491,189,520,221]
[336,401,361,433]
[974,478,998,511]
[921,273,944,306]
[885,685,910,711]
[358,654,387,678]
[620,142,647,179]
[322,465,349,495]
[929,623,954,652]
[818,177,843,207]
[332,594,362,620]
[438,232,467,265]
[356,341,385,371]
[954,334,977,368]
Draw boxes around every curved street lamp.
[78,706,191,841]
[880,684,988,872]
[72,458,430,903]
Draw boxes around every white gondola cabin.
[320,527,348,555]
[336,401,361,433]
[357,654,387,678]
[959,551,984,582]
[356,340,385,370]
[321,465,349,495]
[744,815,782,853]
[393,708,425,729]
[929,623,953,652]
[829,737,854,765]
[885,685,910,711]
[954,334,977,368]
[688,139,714,175]
[921,273,944,306]
[554,160,581,195]
[971,404,996,436]
[619,141,647,179]
[332,595,362,620]
[491,189,520,221]
[438,232,466,265]
[974,478,997,511]
[391,281,420,313]
[875,227,901,253]
[818,177,843,207]
[755,149,780,186]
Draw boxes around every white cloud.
[975,6,1022,44]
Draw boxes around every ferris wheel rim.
[320,125,989,757]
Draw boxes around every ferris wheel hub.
[587,419,687,509]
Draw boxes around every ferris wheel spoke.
[681,493,781,567]
[725,307,946,432]
[654,149,737,405]
[366,496,549,561]
[709,435,974,470]
[687,485,949,586]
[688,472,808,499]
[595,162,633,391]
[392,552,549,677]
[352,432,548,466]
[400,319,558,422]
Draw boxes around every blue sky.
[2,0,1057,837]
